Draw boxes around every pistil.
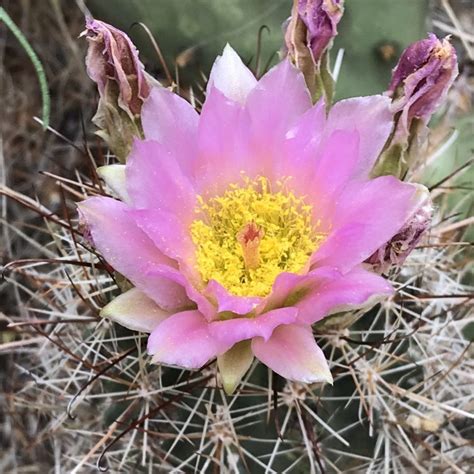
[237,222,265,270]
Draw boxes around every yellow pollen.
[190,177,326,298]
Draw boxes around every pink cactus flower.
[79,45,429,393]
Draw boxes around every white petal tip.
[305,369,333,385]
[208,44,257,104]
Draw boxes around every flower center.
[190,177,326,298]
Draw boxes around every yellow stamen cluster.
[190,177,326,297]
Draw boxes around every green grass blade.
[0,7,50,129]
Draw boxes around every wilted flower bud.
[366,199,433,273]
[85,17,150,117]
[83,18,151,162]
[389,34,458,140]
[297,0,343,63]
[284,0,344,102]
[373,35,458,178]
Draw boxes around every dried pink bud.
[366,199,433,273]
[82,18,152,162]
[296,0,344,63]
[84,17,150,118]
[372,35,458,178]
[389,34,458,140]
[284,0,344,102]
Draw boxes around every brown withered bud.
[83,18,152,162]
[284,0,344,102]
[373,34,458,178]
[366,198,433,274]
[389,34,458,142]
[85,17,150,118]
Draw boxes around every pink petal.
[145,265,217,322]
[194,87,254,196]
[147,305,298,370]
[262,265,392,326]
[126,140,196,220]
[246,59,311,163]
[275,99,326,192]
[325,95,392,178]
[285,98,326,147]
[141,86,198,172]
[295,266,393,325]
[207,44,257,104]
[196,61,311,193]
[129,208,196,264]
[252,324,333,383]
[77,197,190,311]
[264,267,342,312]
[148,310,227,368]
[312,129,360,207]
[312,178,428,272]
[205,280,261,315]
[101,287,170,333]
[291,129,361,226]
[128,216,208,317]
[209,307,298,347]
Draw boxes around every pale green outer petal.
[217,340,254,395]
[100,287,170,333]
[97,164,130,203]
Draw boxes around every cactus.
[3,192,473,471]
[1,1,473,472]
